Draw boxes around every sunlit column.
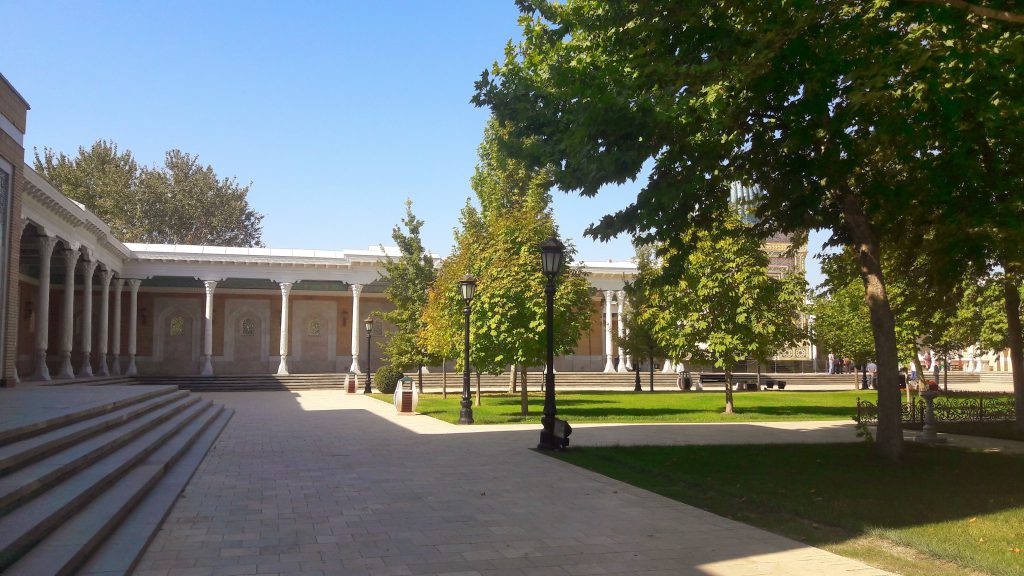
[616,289,628,372]
[110,278,124,375]
[96,267,113,376]
[277,282,293,375]
[349,283,363,373]
[126,279,141,376]
[34,234,59,381]
[78,259,99,377]
[603,290,615,372]
[57,245,81,379]
[201,280,217,376]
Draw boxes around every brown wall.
[0,78,27,385]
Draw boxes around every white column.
[349,283,363,373]
[57,246,81,379]
[200,280,217,375]
[78,259,98,377]
[34,235,59,381]
[603,290,615,372]
[97,268,113,376]
[110,278,123,375]
[662,359,674,373]
[277,282,293,375]
[126,279,141,376]
[616,290,628,372]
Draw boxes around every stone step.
[0,390,190,477]
[3,403,226,576]
[78,408,233,576]
[0,395,201,514]
[0,385,177,447]
[0,399,211,570]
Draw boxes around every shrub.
[374,365,404,394]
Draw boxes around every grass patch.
[552,443,1024,576]
[369,390,864,424]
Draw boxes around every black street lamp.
[363,317,373,393]
[538,236,570,450]
[458,275,476,425]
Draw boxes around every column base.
[603,357,615,373]
[79,354,94,378]
[110,355,121,375]
[349,359,361,374]
[277,356,290,375]
[35,350,52,382]
[57,352,75,379]
[97,356,110,377]
[126,355,138,376]
[201,355,214,376]
[662,360,674,373]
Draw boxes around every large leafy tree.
[420,119,592,413]
[812,281,875,376]
[35,141,264,246]
[473,0,1023,459]
[377,200,436,373]
[617,243,666,391]
[642,213,806,414]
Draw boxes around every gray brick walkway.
[136,391,893,576]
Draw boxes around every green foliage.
[377,200,436,371]
[35,141,263,246]
[644,213,806,373]
[617,243,665,364]
[420,118,592,374]
[374,365,404,394]
[812,281,875,366]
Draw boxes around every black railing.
[855,394,1015,425]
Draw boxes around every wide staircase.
[0,385,232,575]
[138,373,347,391]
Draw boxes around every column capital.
[38,234,59,255]
[100,267,114,285]
[114,277,125,291]
[63,240,81,253]
[203,280,218,295]
[616,289,625,300]
[279,281,294,296]
[82,259,99,275]
[351,283,364,296]
[126,278,142,292]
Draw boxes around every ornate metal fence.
[855,395,1015,425]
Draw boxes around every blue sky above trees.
[1,0,826,285]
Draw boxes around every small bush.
[374,365,404,394]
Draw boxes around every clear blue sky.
[2,0,827,285]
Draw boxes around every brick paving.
[136,391,894,576]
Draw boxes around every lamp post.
[458,275,476,425]
[538,236,567,450]
[363,317,373,393]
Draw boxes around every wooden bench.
[697,373,759,390]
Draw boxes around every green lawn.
[553,444,1024,576]
[371,390,865,424]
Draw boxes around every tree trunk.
[475,371,481,407]
[509,363,517,393]
[418,364,423,394]
[1002,275,1024,431]
[943,355,949,392]
[839,189,903,461]
[520,368,528,416]
[648,352,655,392]
[724,369,735,414]
[442,359,447,399]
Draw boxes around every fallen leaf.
[978,538,987,543]
[969,517,978,524]
[1011,547,1021,554]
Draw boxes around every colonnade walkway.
[136,391,897,576]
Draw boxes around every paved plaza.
[133,391,899,576]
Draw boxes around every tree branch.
[907,0,1024,24]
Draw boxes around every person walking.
[827,353,835,374]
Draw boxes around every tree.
[473,0,1024,459]
[642,213,806,414]
[812,281,875,379]
[419,119,592,414]
[617,243,667,392]
[35,141,264,246]
[377,200,436,376]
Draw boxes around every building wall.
[0,76,27,386]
